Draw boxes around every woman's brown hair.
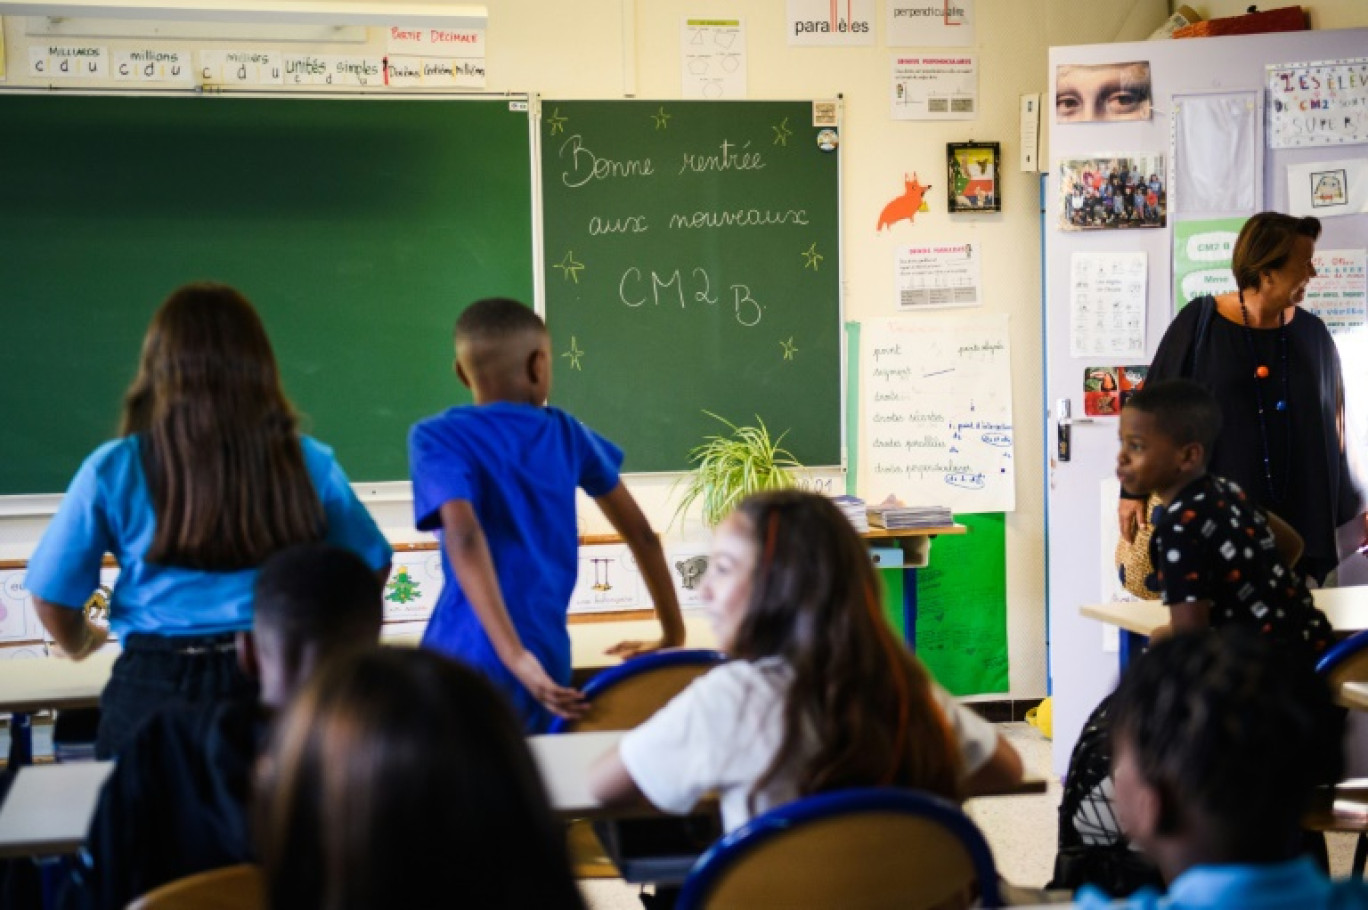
[730,490,963,810]
[1230,212,1321,292]
[255,647,585,910]
[121,283,323,569]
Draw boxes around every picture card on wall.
[1287,158,1368,219]
[1054,62,1151,123]
[1059,154,1166,231]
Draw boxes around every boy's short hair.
[1110,629,1342,844]
[253,543,383,648]
[454,297,546,344]
[1124,379,1221,456]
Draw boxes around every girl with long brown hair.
[590,489,1022,833]
[26,283,391,758]
[255,647,586,910]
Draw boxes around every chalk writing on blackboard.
[860,315,1015,513]
[539,100,841,472]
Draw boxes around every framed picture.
[947,142,1000,213]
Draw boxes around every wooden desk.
[0,731,632,857]
[0,762,112,858]
[528,730,626,819]
[1340,682,1368,711]
[1081,585,1368,668]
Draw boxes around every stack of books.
[867,502,952,529]
[830,494,869,533]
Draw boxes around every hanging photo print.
[1059,154,1166,231]
[1054,61,1152,123]
[947,141,1000,213]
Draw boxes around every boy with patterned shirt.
[1116,379,1332,658]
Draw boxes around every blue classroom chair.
[549,648,727,881]
[548,648,726,734]
[676,788,1002,910]
[1313,630,1368,878]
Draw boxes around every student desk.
[0,731,645,859]
[1080,585,1368,669]
[1339,682,1368,711]
[0,615,719,767]
[0,761,112,858]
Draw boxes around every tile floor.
[578,722,1366,908]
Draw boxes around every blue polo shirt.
[409,403,623,730]
[1076,857,1368,909]
[25,435,391,637]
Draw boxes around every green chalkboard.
[540,101,842,472]
[0,92,533,495]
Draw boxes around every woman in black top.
[1119,212,1363,583]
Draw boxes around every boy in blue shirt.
[409,297,684,731]
[1076,628,1362,910]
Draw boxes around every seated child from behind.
[409,297,684,731]
[1076,628,1357,909]
[1115,378,1332,660]
[60,543,383,910]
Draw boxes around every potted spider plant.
[674,412,803,528]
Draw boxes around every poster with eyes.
[1055,61,1152,122]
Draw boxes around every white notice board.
[859,314,1015,513]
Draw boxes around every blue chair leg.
[37,856,72,910]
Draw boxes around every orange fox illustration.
[876,173,931,231]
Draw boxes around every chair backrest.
[1318,629,1368,696]
[549,649,726,733]
[675,788,1002,910]
[126,863,263,910]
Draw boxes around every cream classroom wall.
[0,0,1177,699]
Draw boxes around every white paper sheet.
[787,0,875,46]
[1287,158,1368,219]
[199,50,283,85]
[886,0,975,47]
[891,54,977,121]
[859,315,1015,513]
[29,44,108,78]
[681,18,747,99]
[895,243,981,310]
[1304,249,1368,336]
[1070,252,1147,358]
[111,49,194,83]
[1267,57,1368,149]
[1173,92,1259,215]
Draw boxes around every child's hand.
[1149,622,1173,643]
[1118,498,1148,543]
[605,638,674,659]
[508,649,588,720]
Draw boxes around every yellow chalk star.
[780,337,798,361]
[562,336,585,371]
[651,106,671,130]
[552,251,584,283]
[772,117,792,146]
[546,108,568,135]
[801,242,823,271]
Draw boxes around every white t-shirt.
[618,657,1000,832]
